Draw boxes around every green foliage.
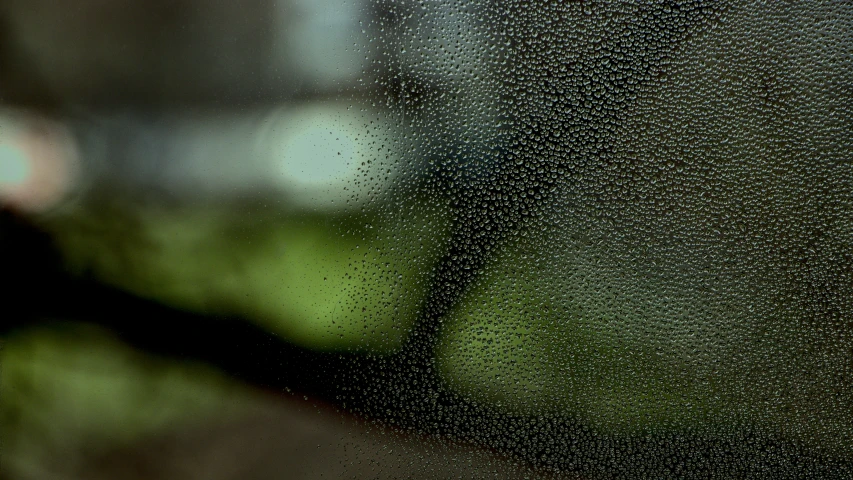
[47,199,450,353]
[0,324,255,478]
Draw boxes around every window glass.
[1,1,851,478]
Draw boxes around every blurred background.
[0,1,520,478]
[2,0,852,478]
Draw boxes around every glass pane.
[2,1,851,478]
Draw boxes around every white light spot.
[278,117,359,186]
[0,145,31,188]
[0,111,79,213]
[262,104,394,210]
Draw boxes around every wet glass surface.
[1,1,851,478]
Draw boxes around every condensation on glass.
[0,0,851,478]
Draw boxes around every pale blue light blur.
[0,145,30,188]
